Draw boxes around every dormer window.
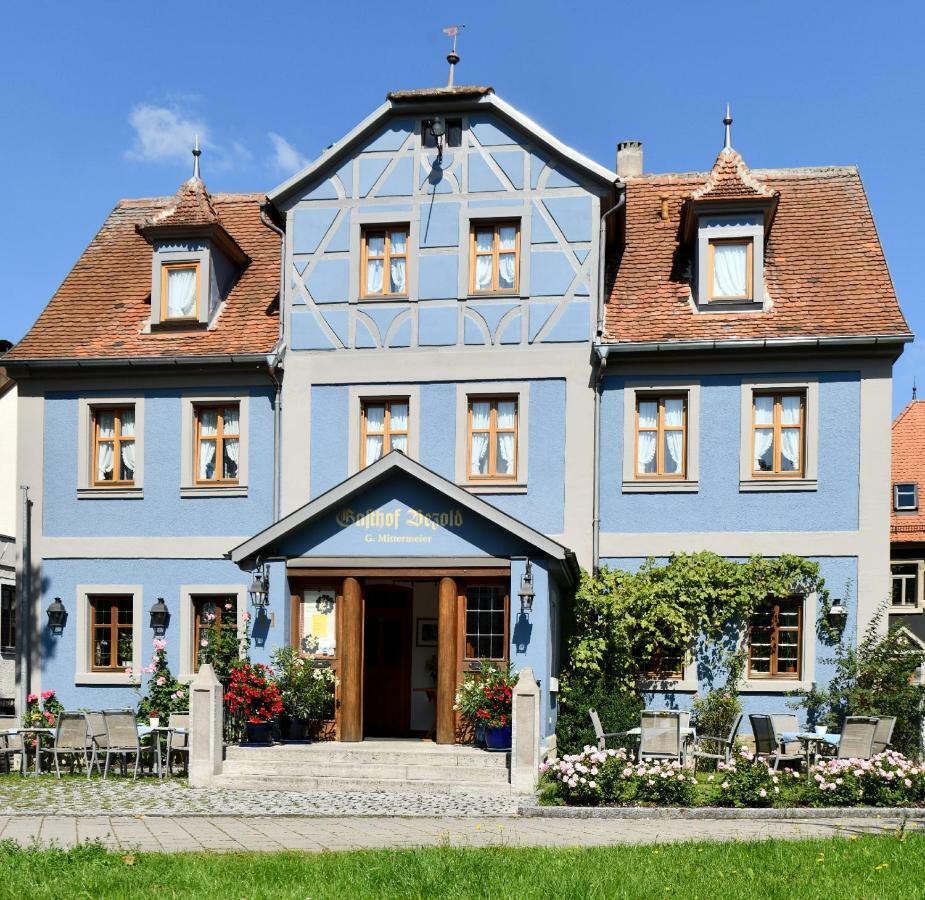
[162,261,200,320]
[708,238,753,302]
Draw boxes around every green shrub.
[555,678,642,756]
[710,748,781,807]
[691,689,741,750]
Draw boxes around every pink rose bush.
[713,747,790,808]
[805,751,925,807]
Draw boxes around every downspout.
[592,184,625,573]
[260,204,286,523]
[18,485,30,714]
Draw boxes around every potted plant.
[225,662,282,744]
[136,638,188,724]
[457,662,518,751]
[271,647,337,740]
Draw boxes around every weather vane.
[443,24,465,87]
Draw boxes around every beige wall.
[0,382,17,539]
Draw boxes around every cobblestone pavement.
[0,815,915,852]
[0,777,519,818]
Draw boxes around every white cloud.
[126,104,209,164]
[268,132,308,174]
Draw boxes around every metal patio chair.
[836,717,878,760]
[86,711,108,776]
[49,711,93,778]
[750,714,803,771]
[588,708,628,752]
[692,712,743,767]
[166,713,190,775]
[638,710,682,764]
[100,709,150,779]
[0,715,24,775]
[872,716,897,755]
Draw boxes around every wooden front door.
[363,585,412,736]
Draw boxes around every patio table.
[142,726,188,778]
[0,728,54,776]
[781,730,840,775]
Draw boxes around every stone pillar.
[436,576,458,744]
[340,576,363,742]
[189,663,223,788]
[510,666,541,794]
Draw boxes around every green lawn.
[1,834,924,900]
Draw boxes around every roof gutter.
[596,333,914,355]
[4,353,273,373]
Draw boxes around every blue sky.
[1,1,921,413]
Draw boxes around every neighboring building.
[2,79,911,752]
[890,399,925,645]
[0,356,16,713]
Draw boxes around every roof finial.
[443,24,464,87]
[914,377,918,401]
[723,103,733,151]
[192,134,201,180]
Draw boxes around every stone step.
[223,746,510,769]
[210,773,511,795]
[220,760,510,784]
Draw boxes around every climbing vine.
[567,552,828,691]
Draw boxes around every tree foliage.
[568,552,828,691]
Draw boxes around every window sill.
[739,679,811,694]
[75,671,138,686]
[888,606,924,615]
[637,678,698,692]
[465,292,523,301]
[697,300,765,313]
[151,320,208,331]
[622,480,699,494]
[739,478,818,493]
[77,487,144,501]
[180,485,248,498]
[461,481,528,495]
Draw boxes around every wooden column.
[436,576,458,744]
[340,576,363,742]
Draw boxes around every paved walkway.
[0,814,915,852]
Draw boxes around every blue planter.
[244,721,273,744]
[474,721,487,748]
[485,725,511,751]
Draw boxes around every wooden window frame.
[891,563,921,609]
[707,237,754,302]
[360,398,410,468]
[751,391,806,478]
[193,403,241,486]
[192,595,237,673]
[360,225,409,299]
[747,597,802,680]
[640,646,685,679]
[466,396,518,481]
[634,394,687,479]
[160,261,201,321]
[458,581,510,668]
[89,595,134,673]
[91,406,136,487]
[469,220,521,295]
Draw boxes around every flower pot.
[308,718,336,741]
[485,724,511,751]
[149,717,160,729]
[474,721,487,748]
[244,721,273,744]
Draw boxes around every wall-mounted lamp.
[827,597,848,626]
[427,116,446,156]
[518,559,535,614]
[149,596,169,634]
[46,597,67,634]
[249,557,270,608]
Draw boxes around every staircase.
[212,739,512,795]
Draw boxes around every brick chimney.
[616,140,643,178]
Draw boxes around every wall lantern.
[428,116,446,155]
[149,597,169,634]
[827,597,848,626]
[518,559,535,614]
[46,597,67,633]
[249,557,270,608]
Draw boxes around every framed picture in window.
[416,618,438,647]
[299,589,337,657]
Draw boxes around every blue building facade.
[4,84,910,752]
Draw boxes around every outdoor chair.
[750,714,803,771]
[692,712,743,768]
[872,716,896,755]
[588,708,629,752]
[166,713,190,775]
[0,715,23,775]
[639,710,683,764]
[100,709,150,779]
[836,717,878,760]
[49,711,93,778]
[86,711,108,775]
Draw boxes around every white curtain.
[96,411,115,480]
[223,439,239,479]
[198,409,218,480]
[120,441,135,481]
[496,400,516,475]
[470,401,491,475]
[498,226,517,289]
[366,233,385,293]
[753,396,774,471]
[389,403,408,454]
[780,396,802,471]
[636,401,657,474]
[475,230,493,290]
[365,404,385,464]
[222,406,239,435]
[663,398,684,474]
[166,267,197,318]
[389,230,407,294]
[713,242,747,298]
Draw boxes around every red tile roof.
[892,401,925,543]
[605,163,910,344]
[6,191,280,362]
[145,177,222,229]
[690,147,777,202]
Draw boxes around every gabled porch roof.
[227,452,578,580]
